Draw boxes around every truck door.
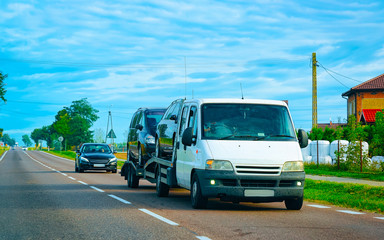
[176,105,189,187]
[177,104,198,189]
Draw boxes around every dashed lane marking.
[90,186,104,193]
[78,181,88,185]
[68,176,76,181]
[307,204,332,209]
[108,194,131,204]
[374,217,384,220]
[196,237,212,240]
[139,208,179,226]
[337,210,365,215]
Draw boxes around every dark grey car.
[127,107,166,166]
[75,143,117,173]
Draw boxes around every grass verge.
[304,179,384,214]
[305,163,384,181]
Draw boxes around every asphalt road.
[1,149,383,240]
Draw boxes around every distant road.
[1,149,383,240]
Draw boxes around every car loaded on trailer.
[121,98,308,209]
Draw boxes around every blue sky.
[1,0,384,145]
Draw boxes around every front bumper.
[194,169,305,202]
[80,162,117,171]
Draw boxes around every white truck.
[121,98,308,209]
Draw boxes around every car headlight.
[206,160,234,171]
[109,157,117,165]
[282,161,304,172]
[80,157,89,162]
[145,134,155,144]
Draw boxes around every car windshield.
[201,103,296,141]
[82,144,111,153]
[146,110,166,135]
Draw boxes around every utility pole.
[312,52,318,129]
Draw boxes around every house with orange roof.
[342,73,384,124]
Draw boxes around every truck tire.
[156,166,169,197]
[129,165,140,188]
[191,173,207,209]
[285,197,303,210]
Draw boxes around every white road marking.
[139,208,179,226]
[374,217,384,220]
[78,181,88,185]
[68,176,76,181]
[307,204,332,209]
[0,151,8,162]
[196,237,212,240]
[108,194,131,204]
[336,210,365,215]
[61,173,68,176]
[90,186,104,192]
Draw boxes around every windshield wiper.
[266,134,295,139]
[219,135,263,140]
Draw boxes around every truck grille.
[235,165,281,175]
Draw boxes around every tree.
[345,115,369,172]
[0,71,7,103]
[22,134,32,147]
[52,98,99,147]
[1,133,15,146]
[371,110,384,156]
[30,126,51,146]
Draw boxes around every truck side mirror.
[135,124,143,131]
[76,149,80,154]
[182,127,195,146]
[297,129,308,148]
[170,114,178,123]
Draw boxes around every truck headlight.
[206,160,234,171]
[80,157,89,162]
[145,135,155,144]
[282,161,304,172]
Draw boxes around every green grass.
[305,163,384,181]
[305,179,384,213]
[45,150,77,160]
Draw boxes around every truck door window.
[179,106,189,135]
[188,106,198,137]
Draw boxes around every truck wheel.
[129,165,140,188]
[79,165,84,173]
[285,197,303,210]
[191,173,207,209]
[156,166,169,197]
[75,163,78,172]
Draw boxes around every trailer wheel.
[129,165,140,188]
[285,197,303,210]
[126,165,132,188]
[156,166,169,197]
[191,173,207,209]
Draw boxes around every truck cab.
[175,99,307,209]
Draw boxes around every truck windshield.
[201,103,296,141]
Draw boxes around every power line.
[317,62,351,89]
